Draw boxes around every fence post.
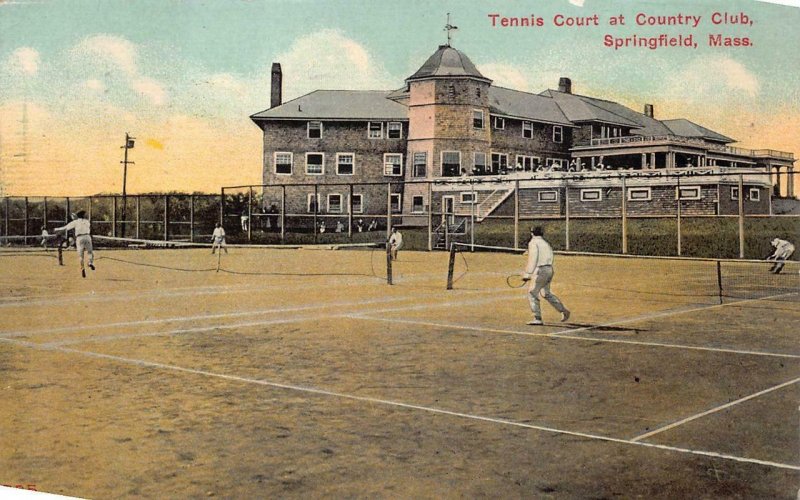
[65,197,70,224]
[514,180,520,250]
[190,195,195,242]
[676,175,682,256]
[3,197,9,237]
[43,197,48,230]
[470,179,475,251]
[386,182,392,239]
[88,197,93,228]
[564,184,570,251]
[280,185,286,244]
[621,176,628,254]
[348,183,353,239]
[24,197,29,238]
[163,195,169,241]
[716,260,723,304]
[112,196,117,237]
[446,243,456,290]
[737,174,745,259]
[427,181,433,251]
[219,188,225,225]
[135,196,141,239]
[247,186,253,242]
[386,242,393,286]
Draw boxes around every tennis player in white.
[54,210,94,278]
[388,227,403,261]
[211,222,228,254]
[522,226,569,325]
[767,237,794,274]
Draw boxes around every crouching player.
[766,238,795,274]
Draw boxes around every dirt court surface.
[1,246,798,499]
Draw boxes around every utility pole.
[120,133,135,237]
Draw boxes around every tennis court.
[1,241,798,498]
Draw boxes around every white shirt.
[55,218,91,236]
[212,227,226,240]
[773,239,795,255]
[524,236,554,276]
[389,232,403,248]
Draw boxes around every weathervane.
[444,13,458,46]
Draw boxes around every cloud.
[7,47,39,76]
[274,30,394,99]
[568,0,585,6]
[477,63,530,91]
[72,34,138,75]
[132,77,167,105]
[662,56,760,103]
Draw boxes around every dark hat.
[75,210,87,219]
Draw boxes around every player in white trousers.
[211,222,228,254]
[54,210,94,278]
[767,238,795,274]
[522,226,569,326]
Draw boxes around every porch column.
[775,166,782,197]
[789,167,795,198]
[640,153,647,169]
[591,157,596,169]
[650,152,656,169]
[668,151,675,169]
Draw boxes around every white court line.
[3,337,797,472]
[40,292,520,347]
[631,376,800,442]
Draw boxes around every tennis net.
[446,242,799,303]
[86,235,394,283]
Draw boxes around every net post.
[57,244,63,266]
[385,241,393,285]
[621,176,627,254]
[737,173,745,259]
[446,242,456,290]
[427,181,433,251]
[716,260,723,304]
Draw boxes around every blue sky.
[1,0,798,195]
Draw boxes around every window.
[448,84,456,99]
[460,192,476,204]
[473,110,484,129]
[387,122,402,139]
[547,158,564,169]
[538,190,558,203]
[351,194,363,214]
[307,121,322,139]
[411,195,425,213]
[474,152,487,175]
[383,153,403,176]
[522,121,533,139]
[490,153,508,174]
[580,189,602,202]
[492,116,505,130]
[516,155,537,172]
[442,151,461,177]
[730,187,739,200]
[390,194,401,213]
[628,187,652,201]
[553,125,563,143]
[274,152,293,175]
[475,87,481,98]
[336,153,354,175]
[676,186,701,200]
[307,193,320,213]
[368,122,383,139]
[749,188,760,201]
[327,194,342,213]
[412,152,427,177]
[305,153,324,175]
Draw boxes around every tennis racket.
[506,274,528,288]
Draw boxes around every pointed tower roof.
[406,45,491,83]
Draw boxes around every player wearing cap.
[54,210,95,278]
[767,237,795,274]
[522,226,569,326]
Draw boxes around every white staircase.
[476,188,514,221]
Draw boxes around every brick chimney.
[271,63,282,109]
[558,77,572,94]
[644,103,654,118]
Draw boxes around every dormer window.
[368,122,383,139]
[522,121,533,139]
[387,122,402,139]
[307,121,322,139]
[553,125,563,143]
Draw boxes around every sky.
[0,0,798,196]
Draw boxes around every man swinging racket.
[522,226,569,326]
[54,210,95,278]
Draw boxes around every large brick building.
[250,44,795,223]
